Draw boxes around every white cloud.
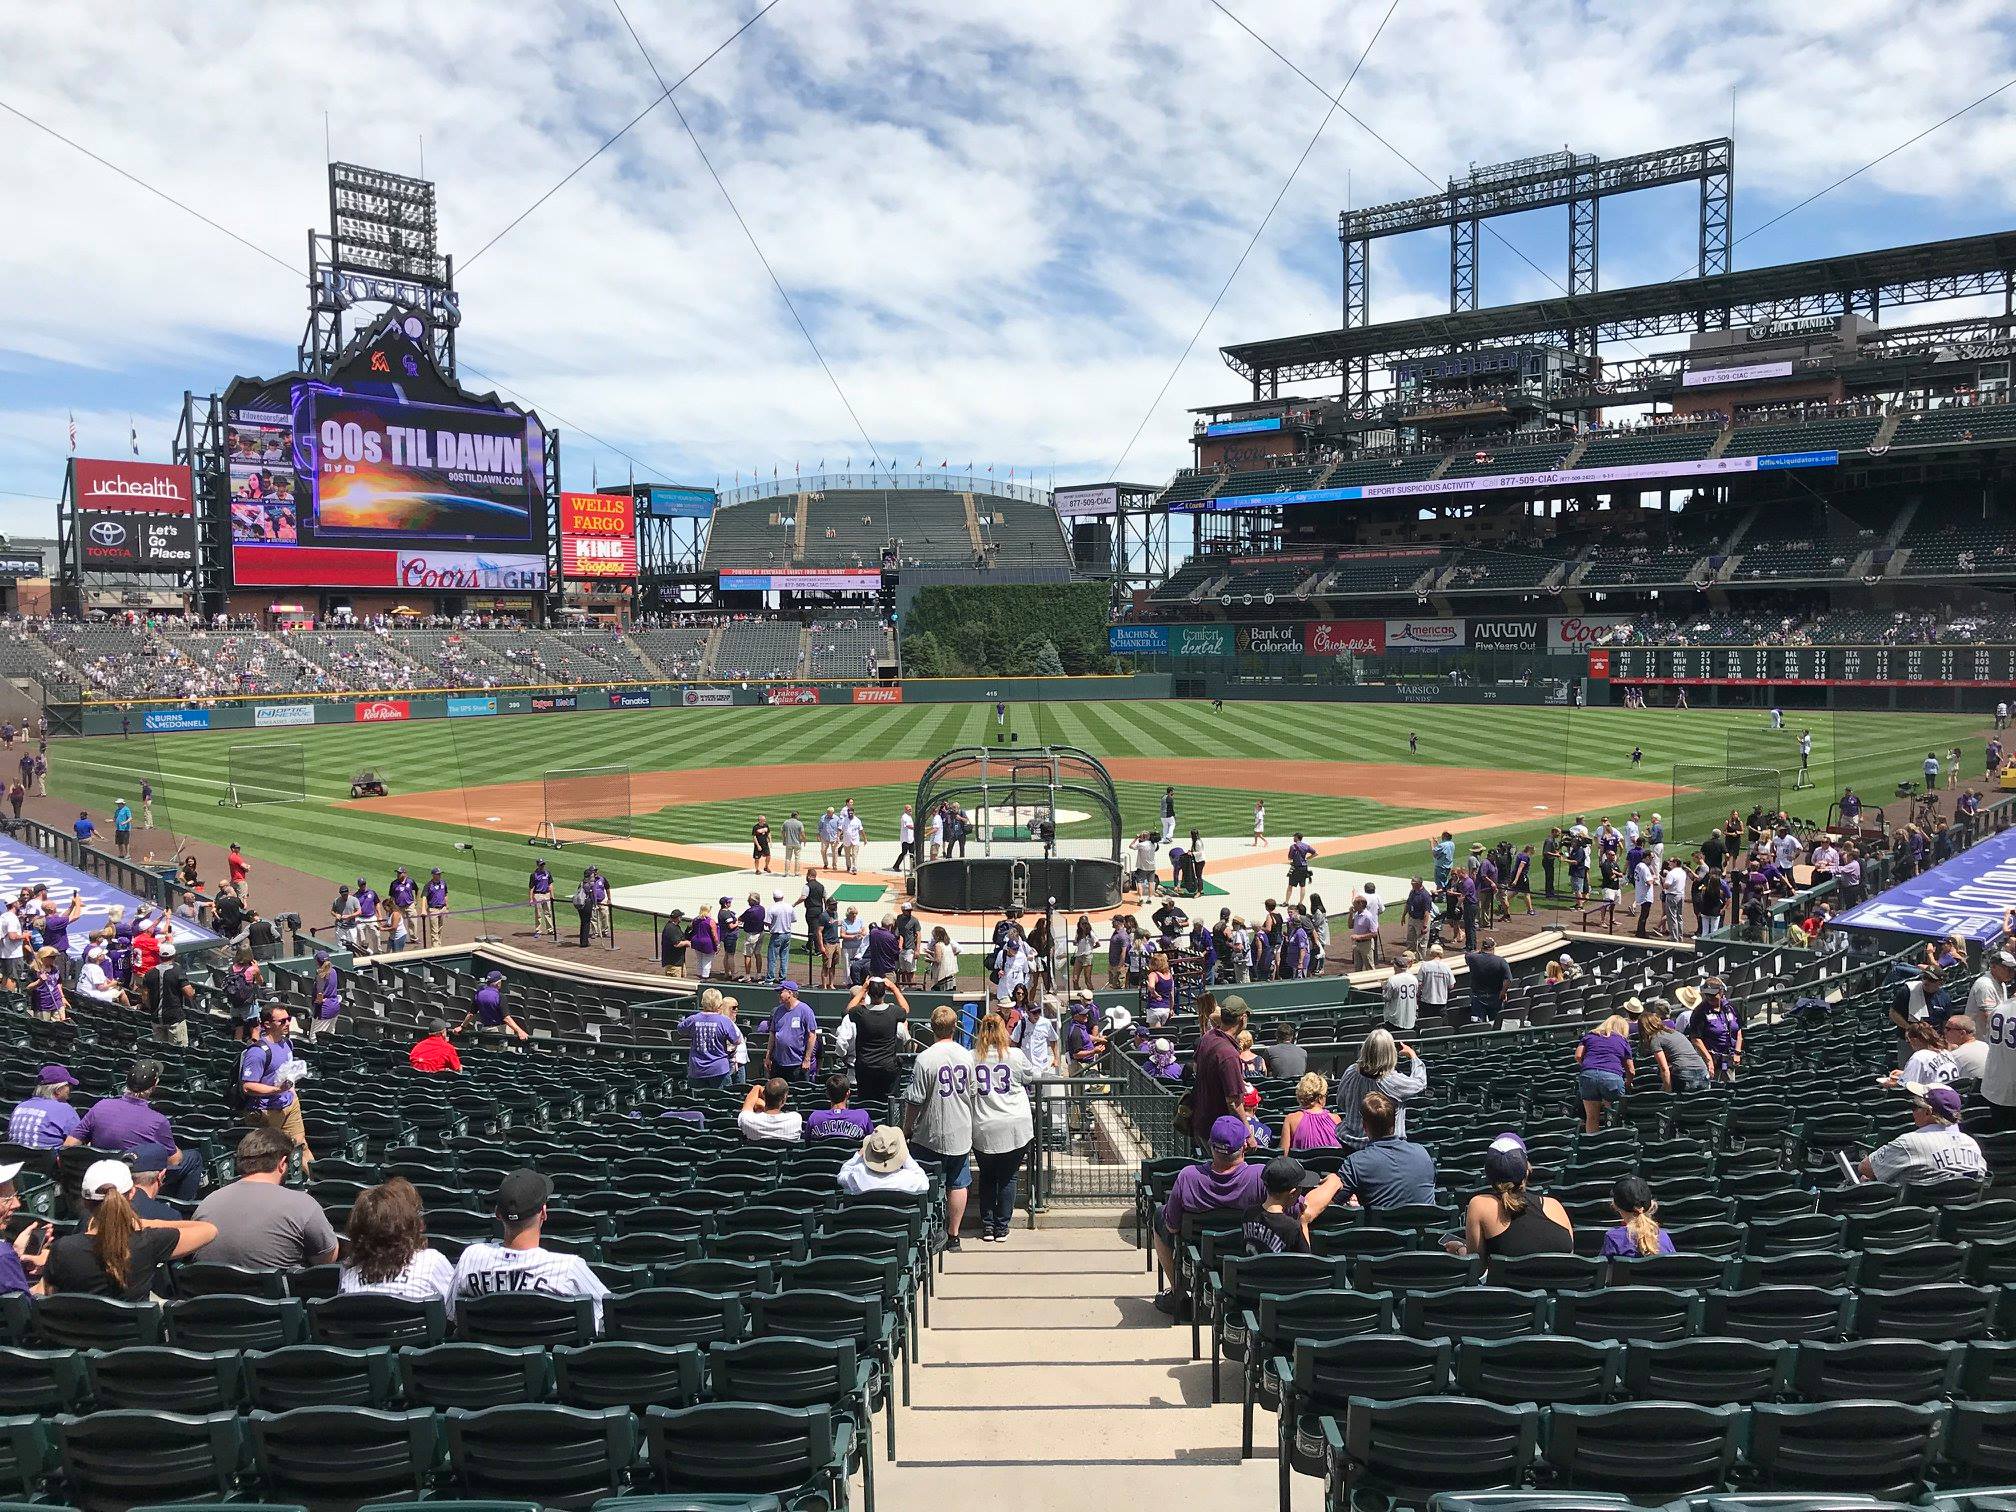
[0,0,2012,537]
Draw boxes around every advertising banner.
[1108,625,1169,654]
[354,699,410,723]
[70,459,195,515]
[1588,650,1611,680]
[852,686,903,704]
[531,693,578,712]
[720,569,881,592]
[143,709,210,732]
[766,687,820,706]
[1187,449,1840,511]
[1833,829,2016,942]
[1172,624,1232,658]
[680,687,733,707]
[297,388,544,544]
[1052,485,1120,517]
[253,703,316,728]
[646,485,719,518]
[1238,623,1306,656]
[1467,617,1543,653]
[1308,619,1385,656]
[606,690,653,709]
[0,554,41,577]
[1385,618,1467,650]
[0,832,218,957]
[559,492,639,579]
[1203,416,1284,437]
[231,544,549,591]
[1547,615,1631,651]
[446,695,498,718]
[1681,360,1795,387]
[79,511,196,570]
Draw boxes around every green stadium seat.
[170,1262,290,1299]
[603,1290,747,1350]
[247,1406,440,1510]
[165,1296,307,1352]
[1552,1287,1698,1343]
[706,1337,881,1504]
[641,1403,850,1509]
[1701,1286,1855,1344]
[307,1294,448,1349]
[1276,1338,1449,1511]
[56,1409,245,1511]
[445,1404,642,1512]
[242,1345,401,1411]
[1398,1287,1548,1343]
[358,1340,513,1411]
[551,1343,706,1412]
[0,1417,55,1503]
[1792,1340,1961,1404]
[1322,1396,1539,1507]
[1745,1401,1947,1499]
[29,1296,162,1351]
[86,1347,243,1414]
[457,1293,599,1349]
[1541,1401,1741,1497]
[0,1347,90,1414]
[1453,1337,1617,1404]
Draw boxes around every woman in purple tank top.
[27,948,67,1021]
[1281,1072,1342,1151]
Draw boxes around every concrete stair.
[874,1220,1324,1512]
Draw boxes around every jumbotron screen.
[226,377,550,591]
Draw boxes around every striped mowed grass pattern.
[47,700,1992,909]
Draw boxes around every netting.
[536,765,632,846]
[1728,727,1819,794]
[1671,763,1780,850]
[220,743,307,808]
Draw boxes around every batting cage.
[532,764,632,847]
[1727,724,1823,800]
[220,743,308,808]
[1671,763,1781,850]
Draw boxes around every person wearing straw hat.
[840,1125,931,1196]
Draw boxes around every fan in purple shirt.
[805,1074,875,1138]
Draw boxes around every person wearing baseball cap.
[454,969,529,1045]
[1457,1133,1574,1259]
[1150,1113,1270,1316]
[6,1063,81,1148]
[449,1168,609,1326]
[1245,1155,1345,1255]
[409,1018,463,1075]
[764,980,818,1084]
[1860,1084,1987,1188]
[43,1157,215,1300]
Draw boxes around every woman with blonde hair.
[24,947,66,1021]
[1575,1013,1636,1133]
[340,1176,456,1311]
[1331,1026,1428,1146]
[1280,1072,1341,1151]
[969,1012,1036,1243]
[1237,1028,1263,1077]
[1600,1175,1673,1258]
[41,1159,213,1300]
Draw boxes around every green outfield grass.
[44,699,1994,916]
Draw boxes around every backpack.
[223,965,258,1009]
[571,884,591,909]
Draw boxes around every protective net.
[1671,763,1780,851]
[536,765,632,846]
[220,743,308,808]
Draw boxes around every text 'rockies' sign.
[79,512,196,570]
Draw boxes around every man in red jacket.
[409,1018,462,1074]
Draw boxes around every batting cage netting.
[1671,763,1781,850]
[220,743,308,808]
[1727,726,1820,796]
[533,765,632,847]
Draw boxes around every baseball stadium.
[9,17,2016,1511]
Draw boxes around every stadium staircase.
[1880,498,1923,578]
[1870,410,1904,454]
[793,493,812,564]
[628,638,667,680]
[1425,454,1455,481]
[796,624,814,677]
[1556,436,1591,470]
[699,624,727,677]
[1706,426,1734,458]
[959,494,986,556]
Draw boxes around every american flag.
[67,411,76,454]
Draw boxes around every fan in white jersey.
[1860,1084,1987,1188]
[450,1169,609,1326]
[338,1175,457,1316]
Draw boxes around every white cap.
[1152,1038,1172,1055]
[81,1159,133,1199]
[159,942,177,958]
[773,891,783,901]
[0,1160,21,1185]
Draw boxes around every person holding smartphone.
[0,1160,51,1298]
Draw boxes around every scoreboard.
[1607,644,2016,687]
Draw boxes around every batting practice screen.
[539,765,633,842]
[222,743,308,808]
[1670,763,1780,850]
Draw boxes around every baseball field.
[39,698,1994,936]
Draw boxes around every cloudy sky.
[2,0,2014,536]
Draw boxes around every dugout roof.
[1221,230,2016,384]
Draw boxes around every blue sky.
[2,0,2015,537]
